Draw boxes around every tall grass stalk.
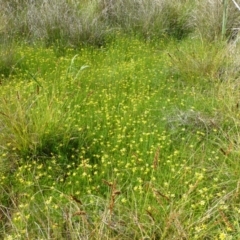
[222,0,229,40]
[232,0,240,11]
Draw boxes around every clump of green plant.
[0,52,89,167]
[0,43,23,78]
[168,39,232,83]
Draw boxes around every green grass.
[0,33,240,239]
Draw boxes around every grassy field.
[1,0,240,239]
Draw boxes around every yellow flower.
[219,233,227,240]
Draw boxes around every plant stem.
[222,0,229,40]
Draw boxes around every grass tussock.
[4,0,238,46]
[1,0,240,46]
[168,40,232,83]
[98,0,192,39]
[190,0,240,41]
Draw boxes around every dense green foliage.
[0,0,240,239]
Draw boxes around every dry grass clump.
[166,109,219,133]
[25,0,107,46]
[1,0,106,46]
[0,0,194,47]
[0,4,8,37]
[98,0,192,39]
[2,0,240,45]
[226,39,240,79]
[189,0,240,41]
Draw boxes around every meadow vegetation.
[0,0,240,239]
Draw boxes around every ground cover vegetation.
[0,0,240,239]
